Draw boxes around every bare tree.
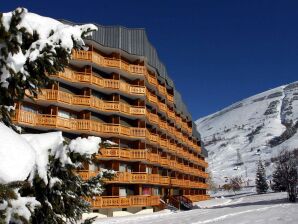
[207,171,218,194]
[230,176,244,195]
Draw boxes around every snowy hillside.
[196,81,298,186]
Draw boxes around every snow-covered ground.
[196,81,298,186]
[94,192,298,224]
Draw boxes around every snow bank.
[0,123,35,183]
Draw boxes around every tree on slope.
[0,8,115,223]
[255,160,269,194]
[272,150,297,202]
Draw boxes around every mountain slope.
[196,81,298,186]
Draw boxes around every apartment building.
[12,22,209,217]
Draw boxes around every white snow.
[196,81,298,186]
[0,126,103,185]
[69,136,101,155]
[92,192,298,224]
[22,131,68,184]
[0,123,36,183]
[4,192,40,223]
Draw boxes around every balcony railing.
[35,89,146,116]
[184,195,210,202]
[88,195,160,208]
[13,110,146,138]
[78,170,207,189]
[51,68,146,96]
[96,148,208,180]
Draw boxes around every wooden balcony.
[147,74,158,86]
[146,90,158,105]
[88,195,160,208]
[167,93,174,103]
[96,148,208,180]
[146,110,159,125]
[78,169,207,189]
[171,179,208,189]
[184,195,210,202]
[98,148,155,163]
[158,85,166,96]
[35,89,146,116]
[146,130,159,144]
[13,110,146,139]
[158,102,167,113]
[72,50,174,104]
[167,110,175,120]
[79,170,170,186]
[109,172,171,185]
[51,68,145,96]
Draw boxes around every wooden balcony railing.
[51,68,146,96]
[72,50,174,104]
[88,195,160,208]
[158,102,167,113]
[184,194,210,202]
[13,110,146,138]
[36,89,146,116]
[146,90,158,105]
[146,110,159,125]
[78,169,207,190]
[78,170,170,186]
[95,148,208,180]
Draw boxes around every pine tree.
[0,8,115,223]
[19,146,114,224]
[272,164,287,192]
[255,160,269,194]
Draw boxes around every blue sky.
[2,0,298,119]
